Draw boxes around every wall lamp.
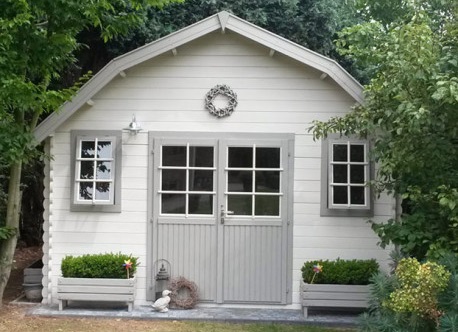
[124,114,142,135]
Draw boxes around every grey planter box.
[300,279,370,317]
[57,277,136,312]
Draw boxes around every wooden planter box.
[57,277,136,312]
[300,279,370,317]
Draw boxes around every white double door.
[150,133,292,304]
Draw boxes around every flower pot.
[23,259,43,301]
[300,279,370,317]
[23,283,43,301]
[57,277,136,312]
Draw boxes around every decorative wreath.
[169,276,199,309]
[205,84,238,118]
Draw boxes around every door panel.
[222,225,283,303]
[151,135,290,304]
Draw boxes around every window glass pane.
[351,187,365,205]
[79,182,93,200]
[96,161,112,179]
[189,146,213,167]
[189,194,213,214]
[350,165,365,184]
[333,144,347,162]
[162,169,186,191]
[255,171,280,193]
[255,196,279,216]
[350,144,365,162]
[333,165,347,183]
[80,161,94,179]
[228,171,252,192]
[228,147,252,168]
[256,148,280,168]
[333,186,348,204]
[189,170,213,191]
[81,141,95,158]
[97,141,112,158]
[162,146,186,166]
[95,183,111,200]
[162,194,185,214]
[228,195,252,215]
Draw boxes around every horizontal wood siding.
[46,31,392,307]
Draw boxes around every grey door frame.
[146,131,294,304]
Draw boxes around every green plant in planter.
[301,258,379,285]
[61,252,139,279]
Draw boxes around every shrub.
[301,258,379,285]
[61,252,139,279]
[360,253,457,332]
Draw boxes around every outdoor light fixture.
[124,114,142,135]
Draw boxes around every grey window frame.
[70,130,122,212]
[320,135,373,217]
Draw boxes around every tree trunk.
[0,160,23,306]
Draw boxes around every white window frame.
[70,130,122,212]
[158,141,217,218]
[321,135,373,217]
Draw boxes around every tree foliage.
[0,0,179,306]
[108,0,359,64]
[310,0,458,259]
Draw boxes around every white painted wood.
[300,279,369,317]
[57,277,136,311]
[38,20,393,308]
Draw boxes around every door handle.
[220,207,234,224]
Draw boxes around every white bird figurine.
[152,289,172,312]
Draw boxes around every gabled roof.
[34,11,363,143]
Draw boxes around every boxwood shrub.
[301,258,379,285]
[61,253,139,279]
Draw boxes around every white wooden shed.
[34,11,393,309]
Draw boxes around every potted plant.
[300,258,379,317]
[57,252,139,312]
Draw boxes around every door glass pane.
[79,182,93,200]
[255,196,279,216]
[228,171,252,192]
[189,146,213,167]
[80,161,94,179]
[189,194,213,214]
[255,171,280,192]
[162,194,185,214]
[350,144,365,162]
[350,165,365,184]
[256,148,280,168]
[162,146,186,166]
[97,141,112,158]
[333,144,347,162]
[333,165,347,183]
[228,195,252,215]
[95,183,111,200]
[228,147,252,168]
[162,169,186,191]
[333,186,348,204]
[189,170,213,191]
[96,161,112,179]
[80,141,95,158]
[351,187,365,205]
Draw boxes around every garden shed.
[34,11,393,308]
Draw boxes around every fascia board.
[225,15,364,103]
[34,15,221,143]
[34,12,364,143]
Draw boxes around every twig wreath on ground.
[205,84,238,118]
[169,276,199,309]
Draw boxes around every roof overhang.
[34,11,363,143]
